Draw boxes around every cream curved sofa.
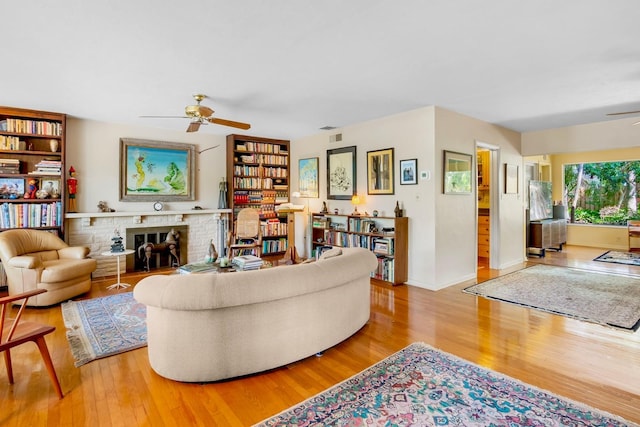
[133,247,377,382]
[0,229,97,306]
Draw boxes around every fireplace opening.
[126,225,188,272]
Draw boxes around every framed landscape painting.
[327,146,356,200]
[298,157,319,198]
[120,138,196,201]
[443,150,472,194]
[400,158,418,185]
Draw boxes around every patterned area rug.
[61,292,146,366]
[255,342,636,426]
[594,250,640,266]
[464,264,640,331]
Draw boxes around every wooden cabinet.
[0,106,66,237]
[478,214,490,258]
[529,219,566,256]
[311,213,408,285]
[226,134,290,256]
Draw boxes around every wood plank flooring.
[1,246,639,426]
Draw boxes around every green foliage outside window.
[564,161,640,225]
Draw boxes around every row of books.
[237,153,288,166]
[235,142,287,154]
[349,218,377,233]
[232,205,279,219]
[0,135,23,150]
[233,177,286,190]
[0,158,20,174]
[231,254,263,270]
[232,165,288,178]
[262,238,288,254]
[262,219,288,237]
[371,256,395,282]
[0,201,63,228]
[322,231,395,255]
[0,119,62,136]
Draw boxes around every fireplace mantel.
[66,209,231,225]
[65,209,231,277]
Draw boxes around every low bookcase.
[311,213,408,285]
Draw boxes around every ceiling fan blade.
[208,117,251,130]
[606,110,640,116]
[186,122,201,133]
[140,115,190,119]
[633,121,640,126]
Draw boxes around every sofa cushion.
[41,258,97,283]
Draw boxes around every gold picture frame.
[367,148,394,195]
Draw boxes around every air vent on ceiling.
[329,133,342,143]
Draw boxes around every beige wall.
[434,108,524,287]
[66,118,227,213]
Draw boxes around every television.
[529,180,552,221]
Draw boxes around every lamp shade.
[351,194,360,205]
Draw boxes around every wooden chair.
[227,208,263,259]
[0,289,63,399]
[628,220,640,252]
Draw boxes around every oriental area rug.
[594,250,640,266]
[61,292,147,366]
[254,342,637,426]
[464,264,640,331]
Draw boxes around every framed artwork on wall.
[443,150,472,194]
[298,157,319,198]
[119,138,196,201]
[505,163,518,194]
[367,148,394,195]
[399,158,418,185]
[327,146,356,200]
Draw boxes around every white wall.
[66,118,227,213]
[521,116,639,156]
[292,107,436,287]
[292,106,525,290]
[434,108,524,288]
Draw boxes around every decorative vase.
[49,139,59,152]
[394,201,402,217]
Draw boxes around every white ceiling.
[2,1,640,140]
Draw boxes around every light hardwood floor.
[2,246,640,426]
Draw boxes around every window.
[564,160,640,225]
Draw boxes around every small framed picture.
[0,178,24,199]
[41,179,61,197]
[399,159,418,185]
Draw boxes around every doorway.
[476,142,500,271]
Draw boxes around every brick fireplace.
[65,209,230,278]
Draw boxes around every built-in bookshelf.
[0,106,66,237]
[311,213,408,285]
[227,134,290,255]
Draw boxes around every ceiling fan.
[141,94,251,132]
[606,109,640,126]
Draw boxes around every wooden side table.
[101,249,135,290]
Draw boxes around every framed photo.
[40,179,60,197]
[120,138,196,201]
[0,178,24,199]
[327,146,357,200]
[443,150,472,194]
[367,148,394,195]
[505,163,518,194]
[400,158,418,185]
[298,157,319,198]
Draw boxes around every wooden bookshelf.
[226,134,290,256]
[311,213,408,285]
[0,106,66,237]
